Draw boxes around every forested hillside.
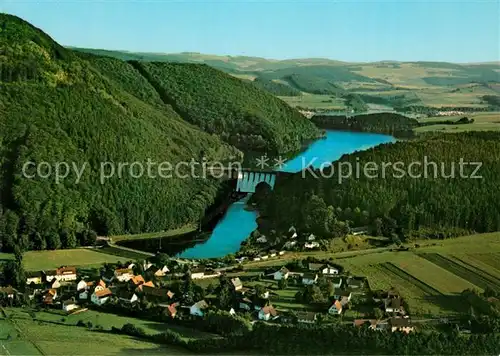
[312,113,419,136]
[257,132,500,240]
[131,61,320,153]
[0,14,244,251]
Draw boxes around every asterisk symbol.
[256,155,269,169]
[273,156,287,169]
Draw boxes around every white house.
[302,273,318,285]
[62,298,78,312]
[118,290,139,304]
[253,256,261,262]
[385,298,405,315]
[190,300,209,317]
[278,250,286,256]
[91,288,112,306]
[273,267,290,281]
[114,268,134,282]
[320,265,339,276]
[269,250,277,258]
[76,280,88,292]
[283,241,297,249]
[307,234,316,241]
[147,265,170,277]
[54,267,77,282]
[304,242,320,249]
[328,300,343,315]
[256,236,268,244]
[258,306,278,321]
[26,271,43,285]
[231,278,243,291]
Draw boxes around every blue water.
[178,130,395,259]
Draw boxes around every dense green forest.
[257,132,500,240]
[249,77,301,96]
[130,61,320,153]
[312,113,419,136]
[0,14,293,252]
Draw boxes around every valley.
[0,9,500,356]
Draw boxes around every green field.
[0,318,190,355]
[110,224,197,243]
[0,249,125,271]
[416,112,500,133]
[241,233,500,317]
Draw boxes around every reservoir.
[121,130,395,259]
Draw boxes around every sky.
[1,0,499,63]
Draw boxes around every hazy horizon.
[2,0,499,63]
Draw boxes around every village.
[0,244,415,335]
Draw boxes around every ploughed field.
[337,234,500,317]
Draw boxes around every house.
[0,286,18,299]
[350,226,369,236]
[296,311,317,324]
[114,268,134,282]
[333,289,352,301]
[319,265,339,276]
[307,234,316,241]
[239,297,252,311]
[43,289,57,304]
[76,280,94,300]
[331,277,343,289]
[62,298,78,312]
[46,279,61,289]
[258,305,278,321]
[283,241,297,249]
[273,267,290,281]
[55,266,77,282]
[129,275,146,286]
[117,290,139,304]
[389,317,414,333]
[94,280,107,291]
[147,265,170,277]
[347,278,364,289]
[304,242,319,249]
[228,308,236,316]
[26,271,43,285]
[260,254,269,260]
[142,286,175,303]
[44,270,58,283]
[278,250,286,256]
[252,256,261,262]
[302,273,318,285]
[256,236,268,244]
[190,300,209,317]
[142,261,153,270]
[328,300,343,315]
[190,267,220,280]
[91,288,112,305]
[136,280,155,292]
[231,278,243,291]
[269,250,277,258]
[76,279,88,293]
[385,298,405,315]
[164,303,177,319]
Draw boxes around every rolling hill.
[0,14,316,251]
[74,48,500,111]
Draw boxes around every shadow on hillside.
[120,345,192,355]
[142,322,218,340]
[424,293,468,315]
